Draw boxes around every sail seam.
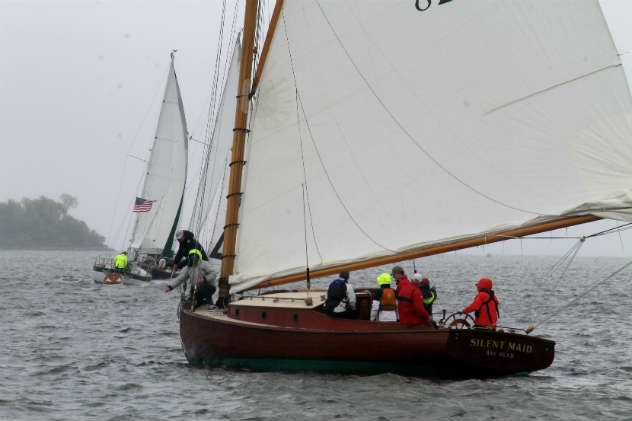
[484,63,622,116]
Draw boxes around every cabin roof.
[232,291,326,309]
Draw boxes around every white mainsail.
[230,0,632,291]
[130,55,189,255]
[190,41,241,251]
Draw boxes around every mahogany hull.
[179,305,555,378]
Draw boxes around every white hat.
[411,273,423,282]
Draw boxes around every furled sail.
[230,0,632,292]
[190,41,241,252]
[130,56,189,255]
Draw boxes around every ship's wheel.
[441,312,475,329]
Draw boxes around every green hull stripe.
[186,356,525,378]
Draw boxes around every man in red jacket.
[462,278,500,329]
[392,266,432,327]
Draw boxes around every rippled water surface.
[2,250,632,420]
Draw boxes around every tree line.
[0,194,108,249]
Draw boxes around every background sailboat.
[93,52,189,283]
[178,0,632,377]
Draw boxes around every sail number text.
[415,0,454,12]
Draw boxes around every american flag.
[133,197,155,213]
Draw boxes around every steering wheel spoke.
[440,312,475,329]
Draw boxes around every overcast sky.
[1,0,632,257]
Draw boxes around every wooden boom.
[247,214,601,291]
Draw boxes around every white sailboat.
[177,0,632,377]
[94,52,189,283]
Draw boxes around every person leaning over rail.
[324,270,357,319]
[393,266,434,327]
[461,278,500,329]
[172,230,208,272]
[165,249,217,309]
[371,273,398,321]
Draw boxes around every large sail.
[230,0,632,291]
[131,56,189,255]
[190,41,241,252]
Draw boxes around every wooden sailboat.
[93,52,189,283]
[178,0,632,377]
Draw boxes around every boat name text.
[469,338,534,354]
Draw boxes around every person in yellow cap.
[165,249,217,309]
[370,273,398,321]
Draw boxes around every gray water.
[2,250,632,420]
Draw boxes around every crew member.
[412,273,437,316]
[324,270,356,318]
[462,278,500,329]
[371,273,397,321]
[114,251,128,273]
[393,266,432,327]
[165,249,217,309]
[172,230,208,271]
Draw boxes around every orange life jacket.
[379,287,396,311]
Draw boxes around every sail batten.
[229,0,632,291]
[484,63,623,116]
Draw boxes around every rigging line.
[496,234,585,240]
[522,238,583,322]
[549,240,582,274]
[281,10,323,263]
[281,9,396,253]
[191,0,228,232]
[530,223,632,316]
[528,239,582,291]
[543,239,583,296]
[587,222,632,238]
[209,154,231,249]
[535,258,632,329]
[195,7,243,235]
[296,93,324,262]
[314,0,543,217]
[301,184,311,288]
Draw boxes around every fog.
[1,0,632,257]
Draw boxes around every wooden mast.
[218,0,259,305]
[245,214,601,291]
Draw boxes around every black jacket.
[174,230,208,268]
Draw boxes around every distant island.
[0,194,108,250]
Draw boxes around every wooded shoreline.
[0,195,108,250]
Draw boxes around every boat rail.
[93,256,115,269]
